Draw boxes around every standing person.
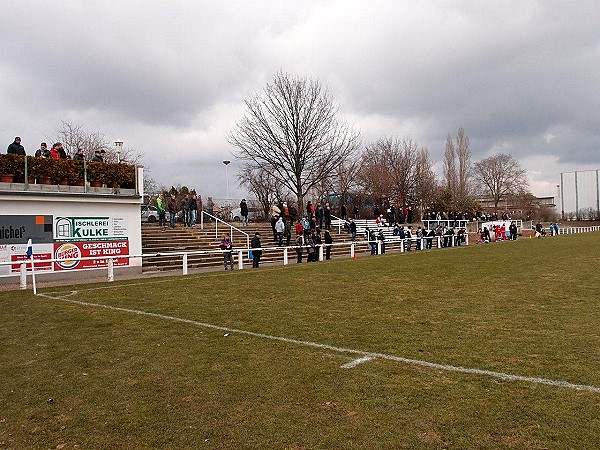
[350,218,357,241]
[284,217,292,246]
[275,216,285,246]
[219,233,234,270]
[91,149,104,162]
[270,214,278,242]
[295,233,303,263]
[305,231,316,262]
[189,194,198,226]
[509,221,518,240]
[180,194,191,227]
[324,230,333,260]
[313,228,322,261]
[156,194,166,230]
[240,198,249,226]
[306,201,314,222]
[251,232,262,268]
[301,215,311,238]
[72,148,85,160]
[353,205,359,219]
[6,137,25,155]
[294,219,304,240]
[34,142,50,158]
[377,229,386,254]
[53,142,67,159]
[324,203,332,230]
[168,195,177,228]
[315,202,324,229]
[340,204,347,220]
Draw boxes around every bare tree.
[455,127,472,206]
[443,128,472,210]
[443,134,456,193]
[53,120,141,164]
[414,149,439,210]
[238,166,283,218]
[229,72,361,214]
[358,136,434,210]
[331,157,361,209]
[474,153,529,212]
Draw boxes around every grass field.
[1,233,599,449]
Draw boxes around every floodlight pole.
[223,160,231,202]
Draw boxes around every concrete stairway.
[141,221,376,273]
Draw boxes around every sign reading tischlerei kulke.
[54,216,128,242]
[0,215,130,277]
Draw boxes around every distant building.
[560,169,600,219]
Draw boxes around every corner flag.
[26,239,33,258]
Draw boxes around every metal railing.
[200,210,250,250]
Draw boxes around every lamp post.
[223,160,231,202]
[114,139,123,163]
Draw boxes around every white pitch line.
[39,292,600,394]
[341,356,375,369]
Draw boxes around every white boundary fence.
[4,226,598,292]
[559,226,600,234]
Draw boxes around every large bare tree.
[229,72,361,213]
[474,153,529,212]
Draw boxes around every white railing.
[6,226,599,291]
[3,234,467,291]
[559,226,600,234]
[200,210,250,250]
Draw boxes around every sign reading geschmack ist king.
[0,215,130,276]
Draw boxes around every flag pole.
[30,256,37,296]
[26,239,37,295]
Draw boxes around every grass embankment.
[1,233,599,449]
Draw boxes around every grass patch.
[1,233,599,448]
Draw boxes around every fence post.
[283,247,289,265]
[437,236,441,248]
[108,258,114,282]
[377,241,382,255]
[200,211,204,231]
[465,233,469,245]
[400,239,404,253]
[237,249,243,270]
[351,242,355,259]
[20,263,26,290]
[183,253,188,275]
[318,245,324,261]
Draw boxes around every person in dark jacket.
[219,233,234,270]
[168,195,177,228]
[35,142,50,158]
[91,149,105,162]
[72,148,85,160]
[189,194,198,226]
[251,232,262,268]
[324,230,333,260]
[240,199,249,226]
[7,137,25,155]
[294,233,303,263]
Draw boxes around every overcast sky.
[2,1,599,201]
